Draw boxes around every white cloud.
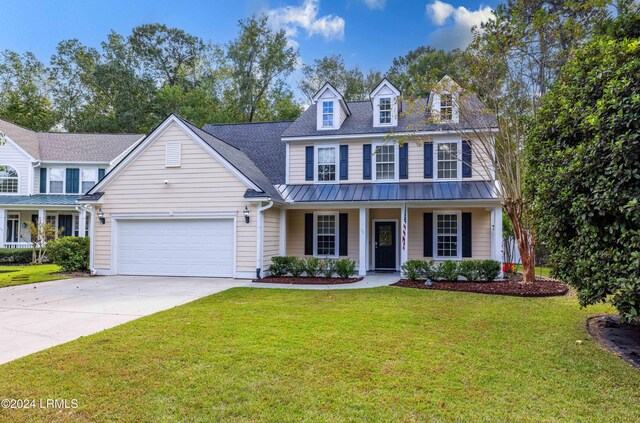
[362,0,386,10]
[267,0,345,42]
[425,1,493,49]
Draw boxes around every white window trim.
[440,93,453,122]
[46,167,102,195]
[378,97,393,126]
[372,141,399,182]
[0,165,19,195]
[433,139,463,181]
[314,143,339,184]
[321,101,335,129]
[81,168,98,194]
[313,211,339,258]
[48,168,66,195]
[433,210,462,260]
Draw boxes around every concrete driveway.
[0,276,249,365]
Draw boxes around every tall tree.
[225,15,298,122]
[0,51,56,130]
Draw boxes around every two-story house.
[0,119,143,248]
[80,77,502,279]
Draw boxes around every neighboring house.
[80,76,502,278]
[0,118,143,248]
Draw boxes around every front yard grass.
[0,287,638,422]
[0,264,66,288]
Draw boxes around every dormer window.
[440,94,453,120]
[322,101,334,128]
[379,98,391,124]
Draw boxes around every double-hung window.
[315,213,337,256]
[379,97,391,124]
[435,212,461,259]
[0,165,18,193]
[322,101,334,128]
[316,145,337,182]
[436,141,459,180]
[374,144,397,181]
[81,169,98,193]
[49,168,64,193]
[440,94,453,121]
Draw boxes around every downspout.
[255,200,274,279]
[75,204,95,275]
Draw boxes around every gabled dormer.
[370,78,401,127]
[312,83,350,131]
[430,75,460,124]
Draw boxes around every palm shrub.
[334,258,356,279]
[289,258,306,277]
[436,261,460,281]
[478,260,501,281]
[269,256,294,277]
[458,260,481,281]
[46,236,90,272]
[318,258,336,278]
[402,260,425,280]
[305,257,320,277]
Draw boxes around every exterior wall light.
[97,209,106,225]
[243,206,250,224]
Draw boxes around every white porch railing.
[4,242,33,249]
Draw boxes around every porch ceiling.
[276,181,498,203]
[0,195,81,207]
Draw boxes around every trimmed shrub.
[269,256,294,277]
[289,258,306,277]
[305,257,320,277]
[318,259,335,278]
[46,237,90,272]
[437,261,460,281]
[0,248,32,264]
[334,258,356,279]
[478,260,501,281]
[421,260,438,280]
[458,260,482,281]
[402,260,425,281]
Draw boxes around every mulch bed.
[587,315,640,368]
[392,276,569,297]
[254,276,363,285]
[53,271,91,278]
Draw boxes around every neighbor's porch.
[281,204,503,276]
[0,207,90,248]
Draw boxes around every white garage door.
[116,219,234,277]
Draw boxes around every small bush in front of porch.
[402,260,426,281]
[46,236,90,272]
[478,260,501,281]
[304,257,320,277]
[269,256,295,277]
[0,248,32,264]
[436,261,460,281]
[459,260,482,282]
[334,259,356,279]
[318,259,336,278]
[289,258,306,278]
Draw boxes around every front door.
[375,221,396,270]
[6,214,19,243]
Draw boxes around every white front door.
[116,218,234,277]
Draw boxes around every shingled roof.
[203,121,292,185]
[0,118,143,162]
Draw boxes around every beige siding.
[262,206,281,269]
[286,209,360,265]
[408,208,491,260]
[288,142,312,184]
[92,122,257,274]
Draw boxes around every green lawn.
[515,265,553,278]
[0,264,66,288]
[0,288,638,422]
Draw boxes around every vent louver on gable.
[165,142,181,167]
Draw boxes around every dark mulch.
[392,277,569,297]
[587,315,640,369]
[254,276,364,285]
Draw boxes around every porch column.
[400,203,408,274]
[491,206,503,272]
[78,210,87,238]
[358,207,368,276]
[38,209,46,227]
[279,207,286,256]
[0,209,5,248]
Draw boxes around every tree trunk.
[503,199,536,284]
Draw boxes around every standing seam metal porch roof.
[0,195,81,206]
[275,181,498,203]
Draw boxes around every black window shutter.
[39,168,47,193]
[399,144,408,179]
[66,168,79,193]
[339,213,348,256]
[304,213,314,255]
[462,140,472,178]
[424,143,433,178]
[423,212,433,257]
[339,145,348,180]
[305,146,314,181]
[98,168,106,181]
[462,212,472,257]
[363,144,372,180]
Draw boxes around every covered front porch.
[282,202,502,276]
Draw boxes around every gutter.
[255,199,274,279]
[75,204,96,275]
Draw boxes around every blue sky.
[0,0,497,87]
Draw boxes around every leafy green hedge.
[46,237,90,272]
[0,248,32,264]
[401,259,501,282]
[268,256,357,279]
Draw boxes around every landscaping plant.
[46,236,90,272]
[458,260,481,282]
[268,256,294,277]
[478,260,501,282]
[318,259,335,279]
[334,259,356,279]
[0,248,32,264]
[436,261,460,281]
[304,257,320,277]
[288,258,306,278]
[401,260,425,281]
